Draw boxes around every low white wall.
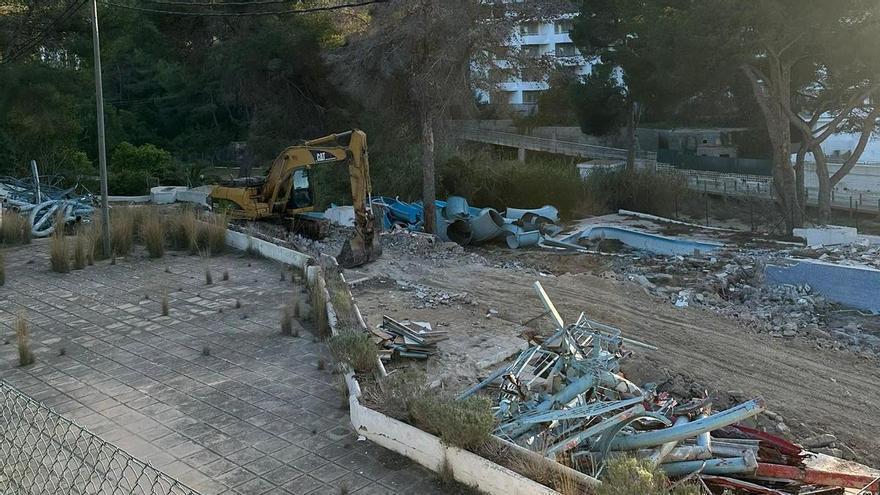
[345,374,562,495]
[224,229,311,271]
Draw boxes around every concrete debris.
[457,282,879,493]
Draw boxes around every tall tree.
[331,0,567,233]
[573,0,880,233]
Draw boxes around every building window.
[522,45,543,58]
[520,22,540,36]
[555,43,578,57]
[555,21,572,34]
[522,90,542,104]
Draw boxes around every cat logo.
[312,151,335,163]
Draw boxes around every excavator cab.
[208,129,381,268]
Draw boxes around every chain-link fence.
[0,380,200,495]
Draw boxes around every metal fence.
[0,380,200,495]
[454,126,658,162]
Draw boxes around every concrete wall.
[345,374,565,495]
[765,258,880,313]
[224,229,311,271]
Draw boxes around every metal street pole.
[90,0,111,256]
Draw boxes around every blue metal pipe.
[659,452,757,477]
[609,399,766,451]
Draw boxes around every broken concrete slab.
[793,225,858,247]
[765,258,880,313]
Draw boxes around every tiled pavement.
[0,241,447,494]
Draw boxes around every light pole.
[90,0,111,256]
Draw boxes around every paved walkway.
[0,241,446,494]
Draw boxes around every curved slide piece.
[444,196,470,219]
[469,208,505,244]
[502,224,541,249]
[505,205,560,223]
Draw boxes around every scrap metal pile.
[459,282,880,494]
[0,175,95,237]
[370,315,449,361]
[372,195,561,249]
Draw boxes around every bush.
[595,456,700,495]
[583,167,687,218]
[362,368,426,420]
[327,331,377,373]
[49,229,70,273]
[438,155,587,217]
[0,210,31,246]
[141,208,165,258]
[410,395,495,450]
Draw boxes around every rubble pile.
[461,282,880,493]
[395,280,475,309]
[607,245,880,356]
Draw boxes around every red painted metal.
[732,424,804,458]
[755,463,880,493]
[701,475,787,494]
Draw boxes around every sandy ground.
[346,250,880,468]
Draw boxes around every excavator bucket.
[337,228,381,268]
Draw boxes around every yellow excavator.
[208,129,381,268]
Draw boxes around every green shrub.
[362,368,426,420]
[410,395,495,450]
[583,167,687,218]
[596,456,700,495]
[327,331,377,373]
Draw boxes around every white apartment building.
[486,16,593,112]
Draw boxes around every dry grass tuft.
[0,252,5,286]
[317,358,325,370]
[202,345,211,356]
[327,331,377,373]
[110,207,135,256]
[73,232,87,270]
[221,269,229,281]
[0,210,31,246]
[170,208,200,253]
[281,305,294,335]
[205,267,213,285]
[16,312,34,367]
[49,228,70,273]
[201,213,227,255]
[161,292,169,316]
[141,208,165,258]
[234,299,241,309]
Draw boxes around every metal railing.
[453,126,658,162]
[1,380,200,495]
[660,165,880,215]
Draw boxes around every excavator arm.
[209,129,380,268]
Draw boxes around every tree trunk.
[625,100,640,171]
[420,105,437,234]
[813,146,832,225]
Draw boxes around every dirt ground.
[345,246,880,468]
